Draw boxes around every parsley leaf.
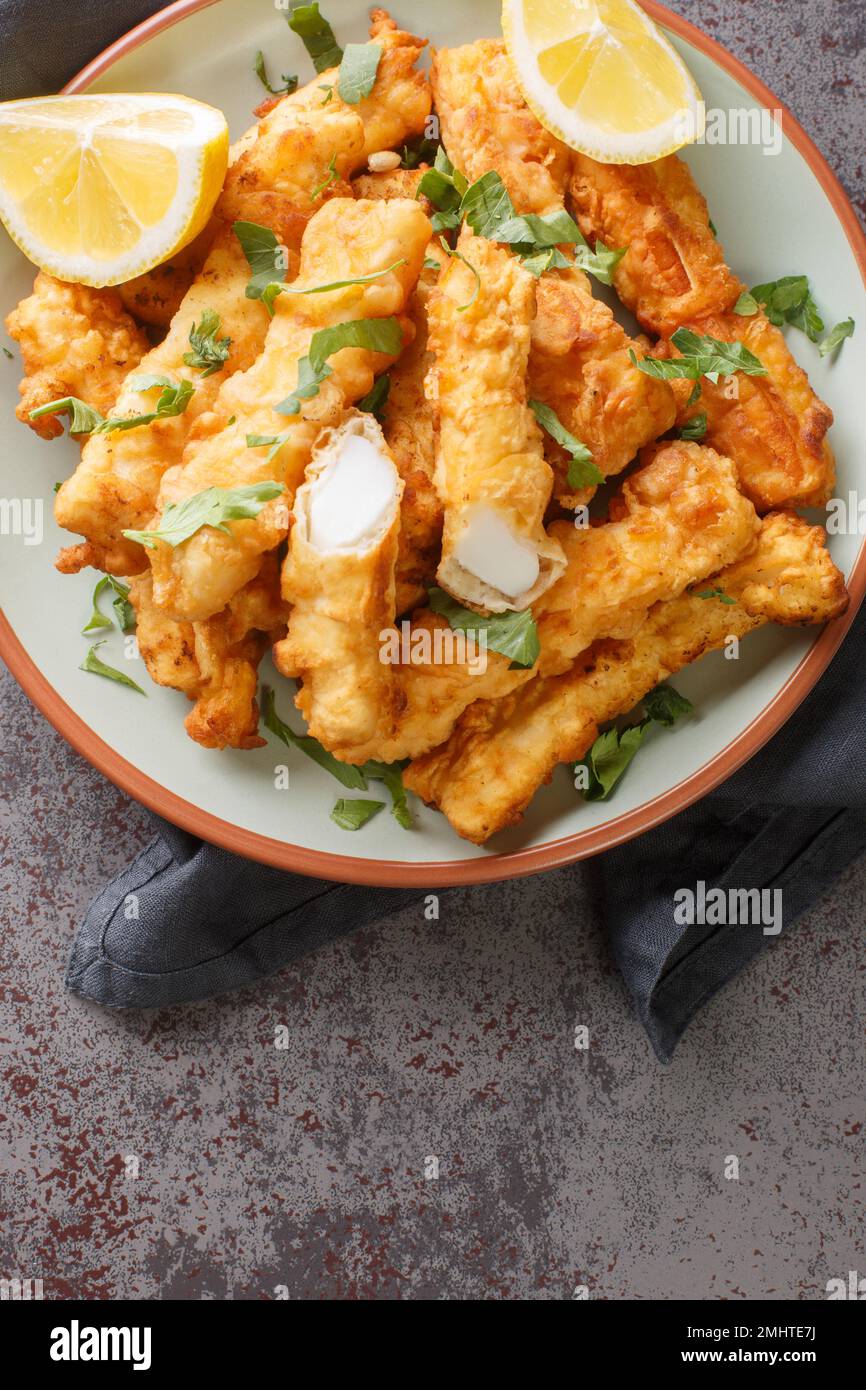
[575,682,692,799]
[234,220,289,303]
[287,2,343,73]
[633,328,767,384]
[460,171,626,283]
[818,317,855,358]
[246,431,292,463]
[338,42,381,103]
[357,373,391,420]
[254,50,298,96]
[29,396,105,434]
[31,378,195,435]
[733,291,759,316]
[122,481,284,550]
[359,760,413,828]
[438,235,480,311]
[80,641,146,695]
[642,683,694,727]
[401,135,439,169]
[750,274,824,340]
[678,412,708,441]
[183,309,231,377]
[331,798,385,830]
[310,151,339,202]
[428,586,539,669]
[83,576,135,635]
[416,148,468,233]
[265,257,406,304]
[275,317,403,416]
[692,586,736,604]
[529,400,602,490]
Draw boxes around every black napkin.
[6,0,864,1060]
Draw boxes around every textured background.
[1,0,865,1300]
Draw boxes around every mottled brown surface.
[1,0,865,1300]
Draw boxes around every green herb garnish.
[438,235,480,312]
[261,686,412,825]
[264,257,406,306]
[632,328,767,384]
[678,412,708,441]
[122,481,284,550]
[428,586,539,669]
[80,642,146,695]
[401,135,439,169]
[574,683,693,800]
[416,148,468,233]
[338,43,381,104]
[254,50,298,96]
[30,377,195,435]
[310,151,339,202]
[287,2,343,73]
[83,576,135,635]
[331,798,385,830]
[275,317,403,416]
[183,309,231,377]
[529,399,602,490]
[818,317,855,358]
[692,586,736,604]
[234,220,288,304]
[357,373,391,420]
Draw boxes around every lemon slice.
[0,93,228,286]
[502,0,704,164]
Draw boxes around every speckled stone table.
[1,0,864,1300]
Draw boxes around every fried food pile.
[6,17,849,845]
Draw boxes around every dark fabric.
[0,0,167,99]
[6,0,865,1058]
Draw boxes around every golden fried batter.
[6,272,149,439]
[658,309,835,511]
[569,153,744,336]
[432,39,571,215]
[529,265,676,506]
[405,514,848,843]
[131,554,288,750]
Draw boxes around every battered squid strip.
[568,152,745,338]
[569,152,835,508]
[657,310,835,511]
[300,441,761,767]
[431,38,676,507]
[430,227,565,612]
[52,11,432,577]
[431,38,572,215]
[5,272,149,439]
[529,266,676,508]
[147,196,431,623]
[272,412,403,754]
[130,555,288,750]
[404,514,849,843]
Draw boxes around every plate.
[1,0,864,886]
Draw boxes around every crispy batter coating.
[315,441,760,767]
[352,167,427,202]
[5,272,149,439]
[405,514,848,842]
[569,153,744,336]
[658,310,835,511]
[53,17,431,577]
[130,554,288,749]
[432,39,571,214]
[529,265,676,506]
[535,441,761,675]
[147,197,430,623]
[273,414,404,755]
[430,227,565,611]
[115,226,216,330]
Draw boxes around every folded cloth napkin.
[6,0,864,1060]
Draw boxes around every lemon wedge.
[0,93,228,286]
[502,0,704,164]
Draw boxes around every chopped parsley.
[529,399,602,491]
[122,481,284,550]
[428,586,539,669]
[632,328,767,384]
[275,317,403,416]
[254,50,298,96]
[287,3,343,73]
[574,683,693,800]
[183,309,231,377]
